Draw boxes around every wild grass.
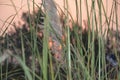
[0,0,120,80]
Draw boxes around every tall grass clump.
[0,0,120,80]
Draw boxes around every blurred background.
[0,0,120,35]
[0,0,41,35]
